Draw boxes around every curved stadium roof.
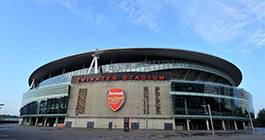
[29,48,242,86]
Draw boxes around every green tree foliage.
[0,114,19,118]
[257,108,265,127]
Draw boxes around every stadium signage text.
[76,75,164,83]
[72,72,170,84]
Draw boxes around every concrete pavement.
[0,123,264,140]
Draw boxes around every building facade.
[20,48,254,130]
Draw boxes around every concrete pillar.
[206,119,210,131]
[234,120,238,130]
[243,121,246,130]
[222,120,226,130]
[28,117,32,126]
[248,121,251,130]
[22,118,25,125]
[186,119,190,131]
[19,118,24,125]
[43,117,47,127]
[35,117,39,126]
[54,117,58,127]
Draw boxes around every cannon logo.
[106,88,126,112]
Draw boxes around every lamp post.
[202,104,215,135]
[75,107,79,129]
[145,98,148,138]
[137,107,140,132]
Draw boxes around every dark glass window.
[20,96,69,115]
[143,87,149,114]
[155,87,161,115]
[171,82,204,93]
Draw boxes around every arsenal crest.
[106,88,126,112]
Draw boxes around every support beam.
[243,121,246,130]
[19,118,24,125]
[234,120,238,130]
[181,70,190,80]
[215,77,223,83]
[30,79,35,89]
[186,119,190,131]
[206,75,215,82]
[54,117,58,127]
[43,117,47,127]
[206,119,210,131]
[35,117,39,126]
[87,57,95,74]
[28,117,32,126]
[194,72,204,81]
[222,120,226,130]
[184,97,188,115]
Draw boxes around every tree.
[257,108,265,127]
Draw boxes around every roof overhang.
[29,48,242,86]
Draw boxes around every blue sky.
[0,0,264,116]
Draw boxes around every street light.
[145,98,148,138]
[201,104,215,135]
[75,107,79,129]
[142,98,148,138]
[137,107,140,132]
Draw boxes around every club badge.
[106,88,126,112]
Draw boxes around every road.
[0,123,264,140]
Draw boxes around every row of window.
[172,95,254,118]
[76,89,88,114]
[143,87,161,115]
[171,82,252,101]
[20,96,69,115]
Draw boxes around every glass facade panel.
[20,96,68,115]
[170,81,254,118]
[20,84,69,116]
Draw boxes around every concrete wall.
[65,81,175,129]
[66,118,174,129]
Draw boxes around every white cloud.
[118,0,163,32]
[37,0,112,31]
[36,0,265,51]
[171,0,265,51]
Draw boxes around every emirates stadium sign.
[106,88,126,112]
[71,72,171,84]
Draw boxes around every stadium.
[19,48,254,131]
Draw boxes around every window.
[76,88,87,114]
[143,87,149,114]
[155,87,161,115]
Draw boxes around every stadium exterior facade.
[19,48,254,130]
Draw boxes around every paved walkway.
[0,123,264,140]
